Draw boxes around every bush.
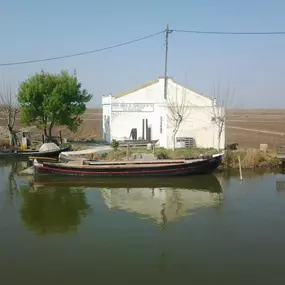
[105,149,127,161]
[156,150,170,159]
[110,139,119,150]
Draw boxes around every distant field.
[0,107,103,141]
[226,109,285,149]
[1,108,285,149]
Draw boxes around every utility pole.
[164,24,172,100]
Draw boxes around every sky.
[1,0,285,108]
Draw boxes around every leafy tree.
[17,70,92,140]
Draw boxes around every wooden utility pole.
[164,24,172,100]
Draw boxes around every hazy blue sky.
[1,0,285,108]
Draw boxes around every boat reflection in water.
[32,175,223,226]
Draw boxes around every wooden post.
[42,134,45,144]
[238,155,243,180]
[145,119,149,141]
[142,119,145,140]
[59,131,63,144]
[127,143,130,160]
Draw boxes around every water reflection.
[218,168,284,183]
[20,185,92,235]
[2,161,285,284]
[0,160,29,203]
[101,187,222,227]
[0,161,93,235]
[32,175,223,228]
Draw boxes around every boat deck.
[41,158,206,169]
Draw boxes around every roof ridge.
[113,76,212,101]
[115,78,160,98]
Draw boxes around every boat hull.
[33,154,223,177]
[0,146,71,159]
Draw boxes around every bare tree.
[210,83,234,151]
[167,86,192,150]
[0,83,19,146]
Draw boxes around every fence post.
[127,143,130,160]
[59,131,63,144]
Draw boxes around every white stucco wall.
[109,104,167,147]
[166,106,225,150]
[102,77,225,149]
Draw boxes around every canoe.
[0,145,71,159]
[33,153,224,177]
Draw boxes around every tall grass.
[222,149,279,169]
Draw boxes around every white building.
[102,76,225,149]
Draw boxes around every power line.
[173,29,285,35]
[0,30,164,67]
[2,27,285,67]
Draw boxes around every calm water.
[0,161,285,285]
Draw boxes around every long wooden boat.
[0,145,71,159]
[33,153,224,177]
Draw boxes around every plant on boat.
[110,139,119,150]
[17,70,92,142]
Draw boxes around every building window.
[176,137,196,148]
[160,116,163,134]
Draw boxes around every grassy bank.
[222,149,280,169]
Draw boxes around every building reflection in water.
[100,176,223,227]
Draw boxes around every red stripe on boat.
[36,164,201,175]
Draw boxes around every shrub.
[156,150,170,159]
[110,139,119,150]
